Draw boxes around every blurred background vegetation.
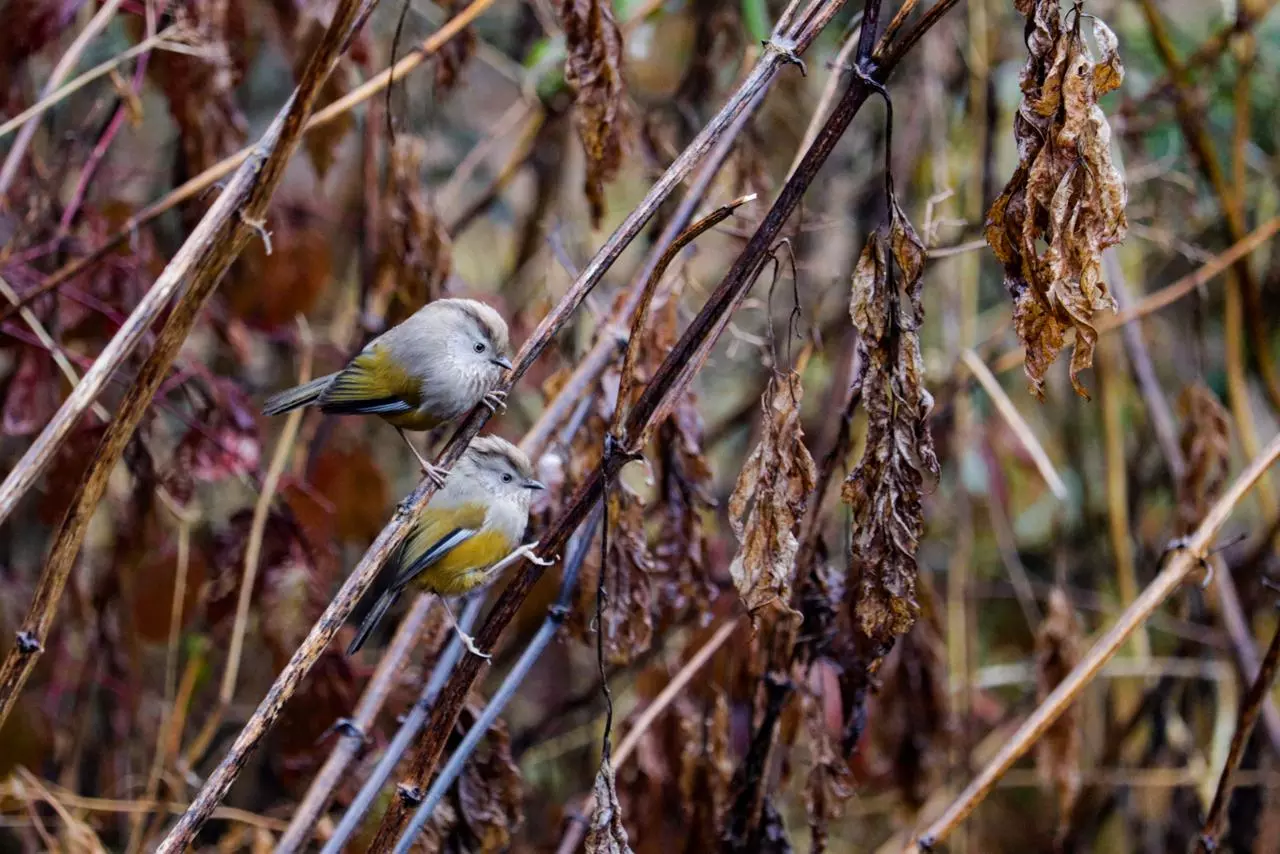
[1,0,1280,850]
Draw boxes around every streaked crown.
[464,435,535,480]
[443,298,511,358]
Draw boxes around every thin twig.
[1198,617,1280,851]
[0,0,377,757]
[223,321,314,701]
[521,88,768,459]
[960,348,1069,503]
[314,597,482,854]
[609,193,758,441]
[910,430,1280,852]
[128,497,200,854]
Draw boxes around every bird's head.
[436,298,513,385]
[459,435,545,507]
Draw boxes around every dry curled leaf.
[843,196,938,645]
[1176,383,1230,535]
[727,372,816,621]
[586,752,635,854]
[1036,586,1082,834]
[576,484,656,665]
[372,136,454,326]
[557,0,629,227]
[985,2,1127,399]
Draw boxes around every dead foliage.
[727,371,816,622]
[557,0,630,227]
[587,751,636,854]
[843,192,938,647]
[985,0,1128,398]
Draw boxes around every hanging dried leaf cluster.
[556,0,630,227]
[985,1,1128,398]
[727,372,816,622]
[843,196,938,646]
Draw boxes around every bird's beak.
[524,478,545,491]
[491,355,513,370]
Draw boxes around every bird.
[346,435,552,659]
[262,298,514,486]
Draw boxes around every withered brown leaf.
[557,0,629,227]
[843,197,938,645]
[1036,586,1082,833]
[727,372,817,621]
[372,136,454,326]
[586,752,635,854]
[1175,383,1230,536]
[985,3,1128,399]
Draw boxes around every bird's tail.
[347,587,403,655]
[262,374,336,416]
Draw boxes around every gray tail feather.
[347,588,401,655]
[262,374,335,416]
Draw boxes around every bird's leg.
[482,389,508,414]
[396,427,449,488]
[441,597,490,660]
[512,542,556,568]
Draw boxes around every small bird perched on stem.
[262,298,513,486]
[347,435,552,658]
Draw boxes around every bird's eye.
[473,342,486,354]
[501,473,513,483]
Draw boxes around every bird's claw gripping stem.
[482,389,508,414]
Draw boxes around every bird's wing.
[318,345,420,416]
[391,501,490,590]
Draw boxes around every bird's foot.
[482,389,508,414]
[454,627,491,660]
[422,462,450,490]
[515,542,555,566]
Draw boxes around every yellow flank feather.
[321,347,443,430]
[417,530,515,596]
[396,502,518,597]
